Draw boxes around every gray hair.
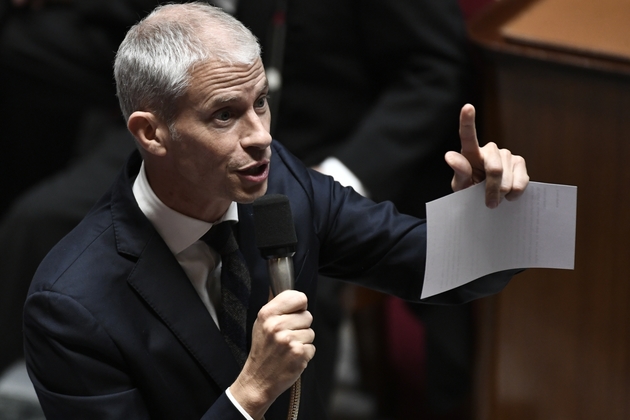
[114,2,261,124]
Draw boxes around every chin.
[235,183,268,204]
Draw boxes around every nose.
[241,109,272,150]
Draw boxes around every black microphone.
[253,194,303,420]
[253,194,297,296]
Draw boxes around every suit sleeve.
[273,143,517,305]
[334,0,470,206]
[310,172,516,303]
[23,291,247,420]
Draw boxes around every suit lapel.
[114,152,311,400]
[126,233,241,390]
[112,154,240,389]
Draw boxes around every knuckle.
[257,305,275,321]
[286,290,307,307]
[257,306,271,320]
[289,341,303,356]
[276,330,291,345]
[485,165,503,178]
[263,319,279,336]
[297,292,308,306]
[499,183,512,196]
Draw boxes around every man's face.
[163,58,272,216]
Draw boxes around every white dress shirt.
[132,162,253,419]
[318,156,370,198]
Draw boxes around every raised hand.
[445,104,529,208]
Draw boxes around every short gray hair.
[114,2,261,124]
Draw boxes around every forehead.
[186,58,267,107]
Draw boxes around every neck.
[144,161,231,223]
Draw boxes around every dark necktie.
[201,222,251,367]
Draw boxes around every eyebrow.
[207,81,270,109]
[211,95,239,106]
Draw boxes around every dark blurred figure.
[0,0,163,375]
[236,0,476,418]
[0,0,131,215]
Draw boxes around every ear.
[127,111,170,157]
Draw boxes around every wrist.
[230,374,274,420]
[226,387,255,420]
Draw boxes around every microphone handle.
[267,256,295,296]
[266,255,301,420]
[266,254,300,420]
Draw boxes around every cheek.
[172,124,241,175]
[261,113,272,133]
[181,131,225,161]
[170,141,217,180]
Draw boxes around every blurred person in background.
[0,0,163,375]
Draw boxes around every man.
[23,3,528,420]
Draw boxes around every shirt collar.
[132,161,239,255]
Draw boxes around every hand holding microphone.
[232,195,311,419]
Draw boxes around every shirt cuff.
[226,387,254,420]
[318,157,370,198]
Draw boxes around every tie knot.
[201,222,238,255]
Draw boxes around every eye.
[255,95,269,109]
[215,110,232,121]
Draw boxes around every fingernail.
[488,200,499,209]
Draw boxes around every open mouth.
[236,162,270,183]
[239,163,268,176]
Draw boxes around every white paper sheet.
[421,181,577,298]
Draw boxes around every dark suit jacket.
[24,141,514,419]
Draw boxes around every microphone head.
[253,194,297,258]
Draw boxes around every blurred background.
[1,0,629,419]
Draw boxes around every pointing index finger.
[459,104,480,156]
